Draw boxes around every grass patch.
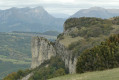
[111,25,119,34]
[59,35,84,47]
[49,68,119,80]
[0,57,31,65]
[0,55,7,58]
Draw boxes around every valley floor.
[49,68,119,80]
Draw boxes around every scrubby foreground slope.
[49,68,119,80]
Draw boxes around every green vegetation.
[0,32,32,59]
[76,34,119,73]
[29,56,67,80]
[64,17,113,38]
[3,56,68,80]
[49,68,119,80]
[3,69,31,80]
[112,17,119,25]
[59,35,84,47]
[58,17,119,48]
[58,17,119,54]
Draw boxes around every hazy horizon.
[0,0,119,15]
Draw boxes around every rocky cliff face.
[31,36,77,74]
[31,37,56,69]
[54,41,77,74]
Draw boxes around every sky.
[0,0,119,15]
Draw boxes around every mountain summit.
[0,7,65,32]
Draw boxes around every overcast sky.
[0,0,119,15]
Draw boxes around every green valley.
[0,32,57,80]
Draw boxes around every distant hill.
[42,31,61,36]
[12,31,60,36]
[0,7,65,32]
[71,7,119,19]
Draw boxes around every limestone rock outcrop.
[31,37,56,69]
[54,41,77,74]
[31,37,77,74]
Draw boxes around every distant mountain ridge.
[71,7,119,19]
[1,6,119,33]
[0,6,65,32]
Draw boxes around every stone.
[31,37,56,69]
[31,37,77,74]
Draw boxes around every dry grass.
[111,25,119,34]
[59,35,84,47]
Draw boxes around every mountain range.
[1,6,119,32]
[0,6,65,32]
[71,7,119,19]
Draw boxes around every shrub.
[29,56,67,80]
[76,34,119,73]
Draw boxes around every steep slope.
[31,17,119,74]
[50,34,119,80]
[56,17,119,73]
[0,7,65,32]
[71,7,119,19]
[29,17,119,80]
